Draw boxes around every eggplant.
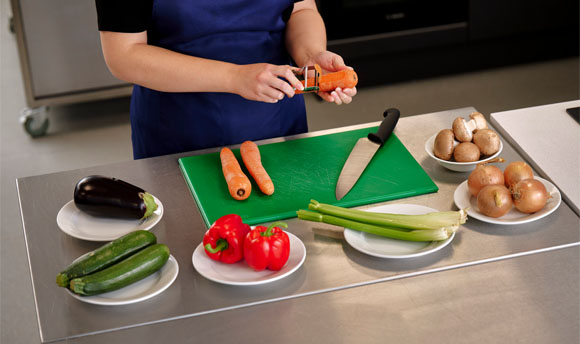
[73,175,158,220]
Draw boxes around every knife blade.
[335,108,400,200]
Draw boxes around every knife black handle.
[368,108,400,145]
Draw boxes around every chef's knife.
[335,108,400,200]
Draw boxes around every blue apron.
[130,0,307,159]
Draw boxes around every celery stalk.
[308,200,466,231]
[297,210,451,242]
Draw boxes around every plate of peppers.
[192,215,306,286]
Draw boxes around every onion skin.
[512,179,549,213]
[504,161,534,189]
[468,165,505,197]
[477,185,513,218]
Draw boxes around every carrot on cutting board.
[240,141,275,196]
[296,69,358,94]
[220,147,252,200]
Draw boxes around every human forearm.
[100,32,238,93]
[100,31,305,102]
[285,1,327,67]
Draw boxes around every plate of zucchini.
[57,231,178,306]
[65,254,178,306]
[56,196,164,241]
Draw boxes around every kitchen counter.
[16,107,580,343]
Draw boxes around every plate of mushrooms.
[425,112,503,172]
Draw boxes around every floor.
[1,0,579,342]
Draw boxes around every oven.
[319,0,468,40]
[316,0,578,87]
[318,0,469,59]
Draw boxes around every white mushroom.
[452,113,488,142]
[454,142,480,162]
[473,129,501,155]
[433,129,456,160]
[469,112,488,131]
[452,117,475,142]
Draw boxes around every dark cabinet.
[321,0,578,86]
[469,0,579,40]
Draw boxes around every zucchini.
[70,244,170,296]
[56,230,156,287]
[74,175,158,220]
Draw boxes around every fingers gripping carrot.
[240,141,275,196]
[318,69,357,92]
[296,69,358,94]
[220,147,251,200]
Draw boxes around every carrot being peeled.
[240,141,274,196]
[220,147,251,200]
[296,69,358,94]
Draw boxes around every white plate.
[192,232,306,286]
[453,177,561,225]
[343,204,456,259]
[66,255,178,306]
[56,196,164,241]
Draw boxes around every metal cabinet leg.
[20,106,50,137]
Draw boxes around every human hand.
[306,51,357,105]
[234,63,305,103]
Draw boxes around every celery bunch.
[297,200,467,242]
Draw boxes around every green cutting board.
[179,127,438,227]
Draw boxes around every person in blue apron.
[95,0,357,159]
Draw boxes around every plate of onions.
[453,161,562,225]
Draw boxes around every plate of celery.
[298,201,466,259]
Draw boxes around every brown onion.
[504,161,534,189]
[477,185,513,218]
[512,179,549,213]
[468,164,505,197]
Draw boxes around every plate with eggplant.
[57,175,164,241]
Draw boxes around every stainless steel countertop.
[16,107,580,343]
[31,246,580,344]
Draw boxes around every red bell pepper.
[243,221,290,271]
[203,214,250,264]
